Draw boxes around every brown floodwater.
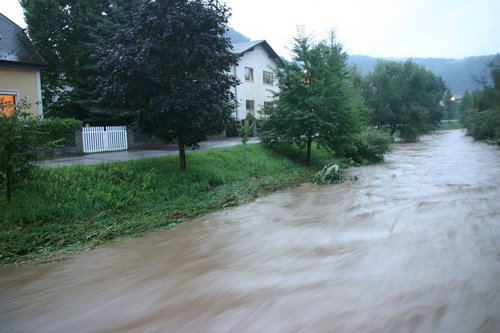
[1,129,499,333]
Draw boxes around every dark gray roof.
[0,13,48,68]
[231,40,283,64]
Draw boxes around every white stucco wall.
[232,45,279,120]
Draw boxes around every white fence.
[82,126,128,153]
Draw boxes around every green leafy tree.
[94,0,238,171]
[466,54,500,143]
[238,120,252,161]
[20,0,140,122]
[261,31,363,165]
[364,60,447,141]
[0,100,46,202]
[458,90,473,125]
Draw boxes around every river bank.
[1,129,498,333]
[0,143,348,265]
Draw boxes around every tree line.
[261,30,447,164]
[458,55,500,144]
[14,0,450,174]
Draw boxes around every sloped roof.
[0,13,48,68]
[231,40,283,64]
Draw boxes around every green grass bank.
[1,143,347,265]
[437,120,464,130]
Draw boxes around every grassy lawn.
[437,120,464,130]
[0,143,348,265]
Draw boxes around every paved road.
[43,137,259,167]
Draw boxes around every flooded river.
[1,129,499,333]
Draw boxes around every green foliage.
[311,164,343,184]
[20,0,141,122]
[349,54,495,97]
[0,101,47,202]
[467,108,500,143]
[261,30,365,164]
[38,118,83,146]
[0,144,324,264]
[238,117,252,161]
[437,120,464,130]
[364,60,447,142]
[463,54,500,144]
[458,91,473,125]
[345,128,393,164]
[94,0,238,170]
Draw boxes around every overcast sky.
[3,0,500,59]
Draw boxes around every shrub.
[0,101,46,202]
[311,164,343,184]
[39,118,83,146]
[345,128,393,164]
[467,108,500,144]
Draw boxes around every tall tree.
[466,54,500,143]
[364,60,447,141]
[261,31,363,165]
[20,0,140,122]
[94,0,238,171]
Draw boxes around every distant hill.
[227,28,495,97]
[349,54,497,96]
[227,28,250,44]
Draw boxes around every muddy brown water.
[1,129,499,333]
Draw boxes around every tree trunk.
[178,140,186,171]
[6,168,12,203]
[390,124,397,136]
[305,134,312,166]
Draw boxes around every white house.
[231,40,282,121]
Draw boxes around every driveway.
[43,137,259,167]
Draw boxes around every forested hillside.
[349,54,496,96]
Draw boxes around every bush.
[311,164,343,184]
[467,108,500,144]
[39,118,83,146]
[0,102,46,202]
[345,129,392,164]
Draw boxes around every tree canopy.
[363,60,447,141]
[261,31,364,164]
[462,54,500,144]
[94,0,238,170]
[20,0,140,123]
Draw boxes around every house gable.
[231,40,281,121]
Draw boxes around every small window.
[263,71,274,85]
[0,93,16,116]
[246,100,255,115]
[245,67,254,82]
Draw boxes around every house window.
[0,93,16,116]
[246,100,255,115]
[245,67,254,82]
[263,71,274,85]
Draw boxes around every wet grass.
[437,120,464,130]
[0,143,347,265]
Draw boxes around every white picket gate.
[82,126,128,153]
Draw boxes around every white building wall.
[232,45,279,121]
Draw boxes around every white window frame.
[244,67,254,82]
[263,71,274,85]
[246,99,255,115]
